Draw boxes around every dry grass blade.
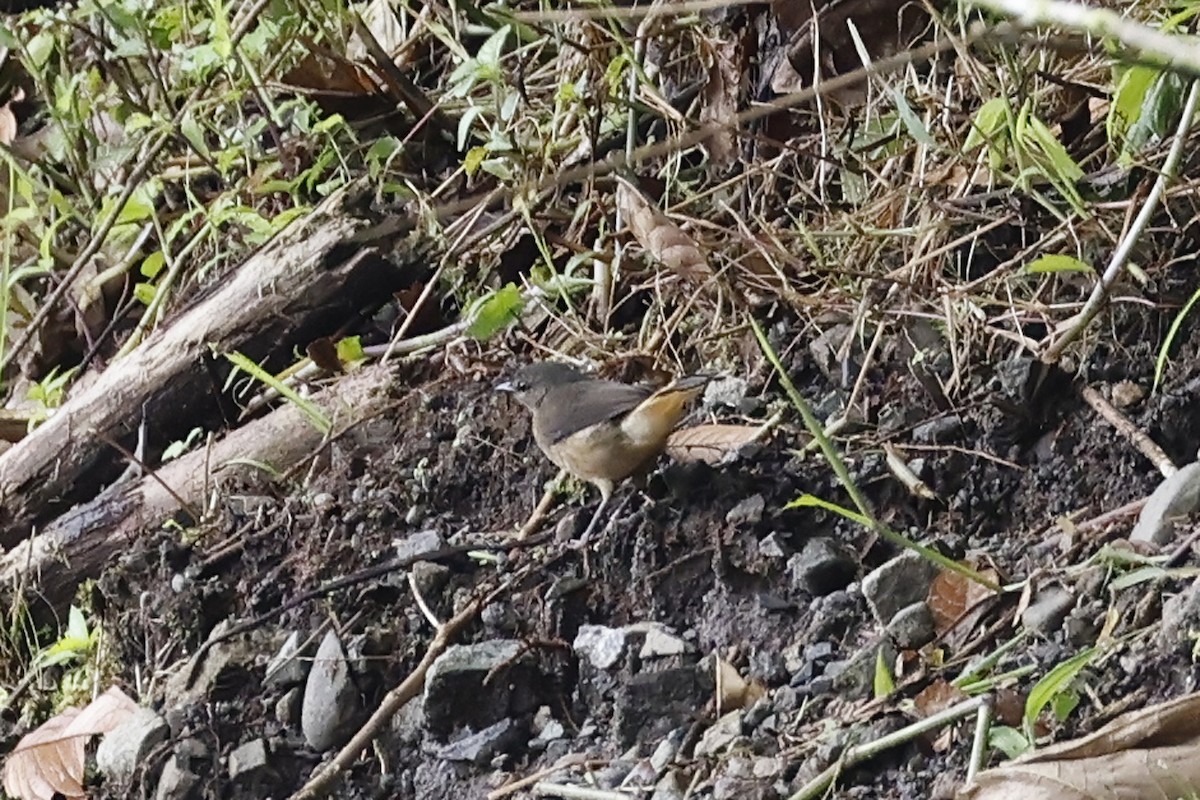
[667,423,761,464]
[616,178,712,285]
[2,686,139,800]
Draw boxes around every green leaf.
[209,0,232,58]
[873,648,895,698]
[1155,282,1200,390]
[1109,565,1167,591]
[134,282,158,305]
[66,604,89,642]
[1108,65,1157,148]
[1024,647,1097,738]
[963,97,1009,153]
[1123,71,1187,161]
[312,113,347,135]
[223,350,332,434]
[35,606,94,668]
[336,336,365,364]
[989,725,1032,759]
[480,157,514,181]
[463,146,488,176]
[1052,688,1080,722]
[141,251,166,279]
[1024,114,1083,182]
[891,88,936,148]
[785,493,872,527]
[108,178,162,227]
[365,136,402,168]
[1023,254,1091,274]
[477,25,510,68]
[458,106,483,151]
[467,283,523,340]
[180,110,209,158]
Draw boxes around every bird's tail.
[620,374,710,444]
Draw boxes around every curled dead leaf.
[962,691,1200,800]
[3,686,139,800]
[616,180,712,285]
[715,657,766,714]
[927,566,1000,636]
[699,36,741,168]
[667,424,762,465]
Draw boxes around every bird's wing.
[535,380,652,444]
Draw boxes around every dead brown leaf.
[961,691,1200,799]
[927,566,999,635]
[914,679,969,719]
[279,38,384,119]
[699,36,741,169]
[0,93,19,147]
[667,424,761,465]
[616,179,712,285]
[715,657,766,714]
[3,686,139,800]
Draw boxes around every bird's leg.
[577,493,610,547]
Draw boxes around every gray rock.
[594,759,637,789]
[887,602,936,649]
[726,494,766,527]
[301,629,358,750]
[163,621,256,707]
[705,376,748,409]
[639,625,689,660]
[424,640,540,738]
[533,718,564,744]
[96,707,169,783]
[264,631,308,688]
[831,638,897,697]
[861,551,939,625]
[758,532,790,560]
[436,718,523,764]
[694,710,742,757]
[274,687,302,727]
[753,756,784,778]
[155,759,199,800]
[410,561,451,598]
[1162,577,1200,646]
[620,759,658,788]
[395,529,446,562]
[650,729,684,771]
[614,665,707,748]
[749,649,787,685]
[1131,462,1200,545]
[788,538,858,595]
[574,625,629,670]
[652,770,688,800]
[1021,584,1076,634]
[227,738,269,783]
[911,415,963,444]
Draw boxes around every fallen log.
[0,184,416,546]
[0,363,399,614]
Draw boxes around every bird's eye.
[515,380,529,391]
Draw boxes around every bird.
[497,361,709,541]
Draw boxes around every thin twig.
[965,0,1200,74]
[787,696,989,800]
[1042,78,1200,362]
[517,469,567,540]
[289,580,511,800]
[1080,385,1176,478]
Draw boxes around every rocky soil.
[72,297,1200,800]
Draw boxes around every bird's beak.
[494,380,515,393]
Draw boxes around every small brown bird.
[497,362,709,540]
